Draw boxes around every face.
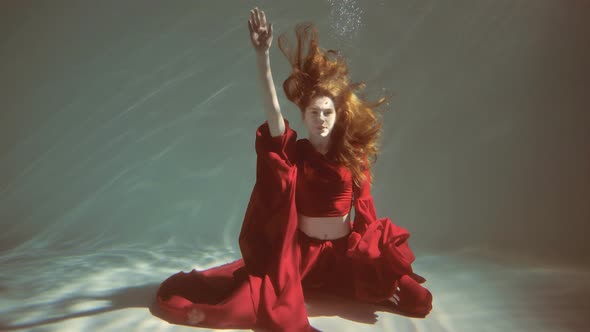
[302,95,336,139]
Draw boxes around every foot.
[388,286,402,306]
[386,275,432,318]
[186,307,206,325]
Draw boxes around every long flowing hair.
[278,23,388,186]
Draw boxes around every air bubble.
[327,0,364,47]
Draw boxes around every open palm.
[248,7,273,52]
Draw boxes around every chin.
[309,128,331,139]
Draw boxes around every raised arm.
[248,7,285,137]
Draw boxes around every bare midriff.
[298,213,351,240]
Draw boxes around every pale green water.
[1,0,589,331]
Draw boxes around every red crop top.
[255,119,368,218]
[295,139,353,217]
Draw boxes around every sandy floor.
[1,245,588,332]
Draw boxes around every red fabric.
[154,119,432,331]
[295,139,353,217]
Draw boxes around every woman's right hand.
[248,7,273,53]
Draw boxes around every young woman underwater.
[154,7,433,331]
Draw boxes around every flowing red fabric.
[154,120,432,331]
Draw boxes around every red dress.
[154,120,432,331]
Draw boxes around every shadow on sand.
[0,283,415,331]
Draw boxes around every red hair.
[278,23,388,186]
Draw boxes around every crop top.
[255,119,369,218]
[295,139,354,217]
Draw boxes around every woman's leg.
[298,230,355,297]
[155,259,258,328]
[385,274,433,318]
[325,234,433,318]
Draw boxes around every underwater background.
[1,0,589,331]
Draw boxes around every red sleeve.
[239,119,299,275]
[238,119,311,329]
[350,168,376,235]
[255,119,297,163]
[253,119,297,197]
[346,167,426,302]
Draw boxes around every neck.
[309,135,330,155]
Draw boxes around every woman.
[154,7,433,331]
